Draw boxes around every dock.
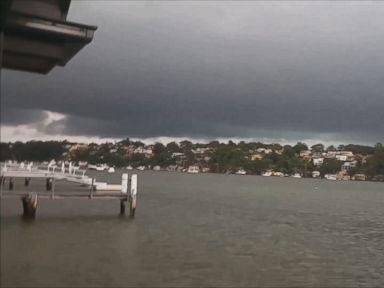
[0,162,138,218]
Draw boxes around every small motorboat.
[108,167,115,173]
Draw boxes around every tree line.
[1,140,383,179]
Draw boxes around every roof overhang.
[0,0,97,74]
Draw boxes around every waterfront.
[1,170,384,287]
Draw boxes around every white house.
[299,150,311,158]
[335,155,347,161]
[257,148,273,154]
[312,158,324,166]
[341,161,357,171]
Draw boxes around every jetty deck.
[0,162,138,218]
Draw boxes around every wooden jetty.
[0,162,138,219]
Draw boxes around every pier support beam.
[130,174,138,218]
[0,177,4,196]
[46,178,52,191]
[21,194,38,219]
[120,200,126,215]
[119,173,128,215]
[130,198,136,217]
[24,178,31,186]
[9,178,14,190]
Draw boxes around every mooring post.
[9,177,14,190]
[121,173,128,194]
[21,194,38,219]
[24,178,30,186]
[46,178,52,191]
[89,177,95,198]
[120,200,126,215]
[120,173,129,215]
[130,174,138,218]
[0,177,3,197]
[51,178,55,199]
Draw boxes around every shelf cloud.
[2,1,384,144]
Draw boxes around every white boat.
[153,165,161,171]
[187,166,199,173]
[88,164,97,170]
[108,167,115,173]
[273,171,284,177]
[324,174,337,180]
[235,168,247,175]
[126,165,133,170]
[312,171,321,178]
[96,164,108,171]
[291,173,302,178]
[262,171,272,177]
[137,166,145,171]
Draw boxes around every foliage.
[311,143,324,153]
[319,158,343,176]
[1,140,383,180]
[293,142,308,154]
[0,141,65,162]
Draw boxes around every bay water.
[1,170,384,287]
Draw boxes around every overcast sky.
[2,1,384,145]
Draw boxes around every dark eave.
[1,0,97,74]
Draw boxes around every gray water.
[1,170,384,287]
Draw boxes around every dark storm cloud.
[2,1,384,143]
[1,108,48,126]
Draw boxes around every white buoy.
[121,173,128,194]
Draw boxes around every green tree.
[343,144,374,155]
[166,142,180,153]
[327,145,337,151]
[311,143,324,153]
[153,143,166,155]
[293,142,308,154]
[210,146,245,173]
[364,144,384,176]
[180,140,193,149]
[319,158,342,176]
[283,145,296,158]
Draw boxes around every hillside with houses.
[1,140,383,181]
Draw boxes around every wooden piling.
[46,178,52,191]
[89,177,95,198]
[51,178,55,199]
[121,173,128,194]
[24,178,31,186]
[130,174,137,217]
[119,173,129,215]
[9,177,14,190]
[0,177,3,196]
[120,200,126,215]
[21,194,38,219]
